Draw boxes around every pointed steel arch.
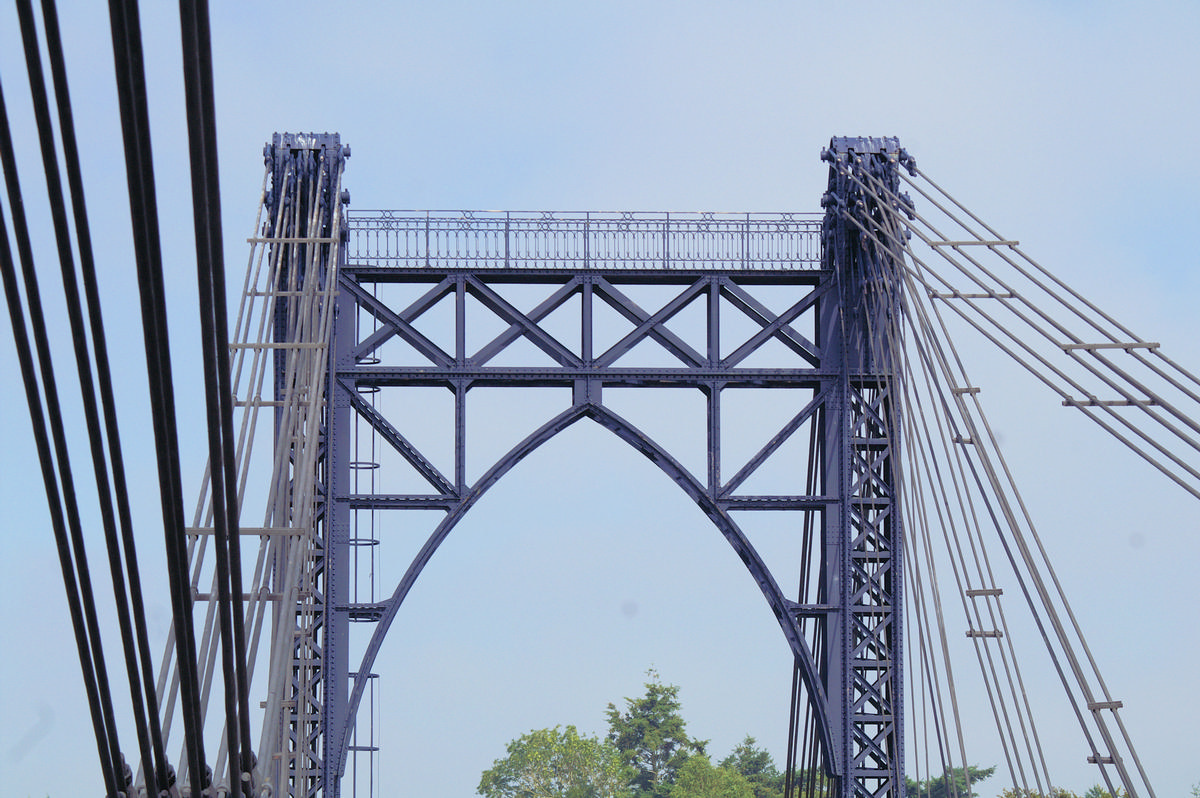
[327,400,837,786]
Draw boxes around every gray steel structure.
[309,137,909,797]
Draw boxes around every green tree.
[719,736,782,798]
[478,725,633,798]
[906,765,996,798]
[1082,787,1127,798]
[669,755,754,798]
[997,788,1081,798]
[606,670,707,798]
[781,768,834,797]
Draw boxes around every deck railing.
[345,210,823,270]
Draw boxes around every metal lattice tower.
[311,136,911,797]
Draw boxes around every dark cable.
[191,0,257,781]
[178,0,254,791]
[34,0,173,789]
[0,79,122,798]
[106,0,209,792]
[14,0,166,789]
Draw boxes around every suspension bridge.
[1,5,1196,798]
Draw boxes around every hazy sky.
[1,3,1198,798]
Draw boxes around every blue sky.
[1,3,1198,798]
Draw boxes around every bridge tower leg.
[259,132,349,798]
[818,136,911,798]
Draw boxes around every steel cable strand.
[899,457,968,798]
[256,182,322,779]
[255,149,346,783]
[217,193,287,779]
[909,330,1049,792]
[851,190,1133,797]
[902,326,1099,792]
[252,171,319,776]
[187,11,259,791]
[846,157,1200,446]
[844,184,1089,792]
[838,165,1200,499]
[106,0,209,790]
[882,215,1147,797]
[890,161,1182,399]
[906,254,1200,497]
[31,0,176,789]
[896,439,961,789]
[0,145,121,798]
[887,187,1151,716]
[785,403,826,798]
[15,0,170,788]
[201,166,293,754]
[187,164,279,532]
[905,546,941,798]
[867,198,1054,792]
[897,260,1063,793]
[906,164,1200,400]
[860,163,1200,489]
[1,67,139,793]
[897,302,1048,794]
[842,161,1200,482]
[894,188,1200,452]
[849,217,992,797]
[176,165,292,791]
[153,197,283,780]
[952,383,1146,798]
[895,345,1011,791]
[177,0,254,792]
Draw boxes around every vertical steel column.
[818,136,910,798]
[322,280,355,797]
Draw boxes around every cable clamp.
[1087,700,1123,711]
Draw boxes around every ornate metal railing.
[345,210,823,270]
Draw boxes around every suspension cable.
[178,0,256,793]
[832,153,1158,797]
[0,75,130,796]
[106,0,210,792]
[15,0,179,790]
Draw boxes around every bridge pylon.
[304,136,914,798]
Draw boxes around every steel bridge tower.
[280,135,912,797]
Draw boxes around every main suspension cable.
[106,0,210,792]
[0,76,124,796]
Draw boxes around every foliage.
[781,769,834,797]
[718,736,782,798]
[606,670,707,798]
[905,765,996,798]
[478,725,633,798]
[997,788,1082,798]
[668,755,754,798]
[1082,787,1127,798]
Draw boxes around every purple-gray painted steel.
[312,137,911,798]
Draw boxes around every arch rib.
[330,400,837,784]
